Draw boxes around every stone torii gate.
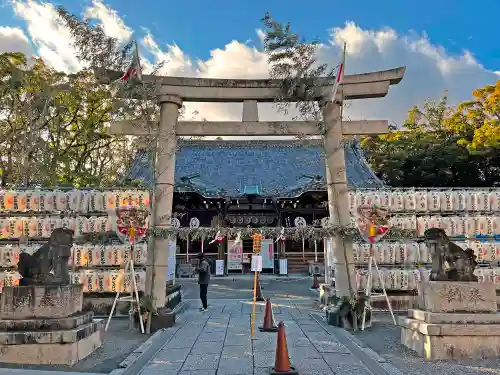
[107,67,405,307]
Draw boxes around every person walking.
[195,252,210,311]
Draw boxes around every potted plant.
[325,293,371,330]
[133,295,157,329]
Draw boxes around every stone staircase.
[286,252,324,275]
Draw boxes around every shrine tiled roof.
[126,140,383,197]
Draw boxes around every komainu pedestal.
[400,281,500,359]
[0,285,103,365]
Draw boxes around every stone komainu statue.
[424,228,478,282]
[17,228,74,286]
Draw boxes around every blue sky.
[4,0,496,69]
[0,0,498,124]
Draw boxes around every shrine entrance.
[107,68,405,306]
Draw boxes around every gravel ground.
[353,313,500,375]
[0,319,149,374]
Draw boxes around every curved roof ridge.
[125,139,385,196]
[177,139,323,148]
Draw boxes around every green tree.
[446,81,500,152]
[261,12,335,122]
[0,52,134,187]
[361,89,500,187]
[444,81,500,184]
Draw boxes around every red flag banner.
[119,42,142,82]
[113,206,149,245]
[355,204,391,244]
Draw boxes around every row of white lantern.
[3,188,499,214]
[355,267,500,291]
[0,270,146,293]
[0,190,150,213]
[71,243,148,267]
[70,270,147,293]
[349,189,500,213]
[353,241,500,265]
[0,215,120,239]
[379,215,500,237]
[355,268,428,291]
[0,244,39,267]
[353,242,430,265]
[0,243,148,268]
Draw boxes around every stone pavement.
[137,298,398,375]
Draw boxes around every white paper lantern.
[477,216,492,236]
[189,217,200,228]
[68,189,82,211]
[474,190,490,212]
[465,216,477,237]
[390,190,405,212]
[414,190,428,212]
[407,242,420,264]
[416,216,429,237]
[377,190,391,209]
[348,192,357,215]
[373,242,386,264]
[439,190,454,212]
[454,190,468,212]
[321,217,331,228]
[294,216,306,227]
[489,190,500,211]
[393,242,406,264]
[352,242,360,264]
[427,191,441,212]
[171,218,180,228]
[403,190,416,212]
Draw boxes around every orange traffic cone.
[259,298,278,332]
[311,274,319,289]
[270,321,298,375]
[256,273,264,302]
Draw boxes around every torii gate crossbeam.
[99,67,405,307]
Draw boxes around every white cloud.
[140,20,498,125]
[84,0,132,43]
[327,22,499,124]
[0,26,32,55]
[9,0,132,73]
[3,1,499,126]
[12,0,81,72]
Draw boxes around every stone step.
[0,319,103,345]
[399,316,500,336]
[0,311,94,332]
[408,309,500,324]
[0,319,103,365]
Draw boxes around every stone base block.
[0,319,103,345]
[399,316,500,336]
[417,281,496,313]
[0,311,93,332]
[401,324,500,360]
[0,329,102,365]
[0,319,103,365]
[0,284,83,319]
[408,309,500,324]
[400,316,500,359]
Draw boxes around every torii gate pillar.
[146,94,182,308]
[323,102,356,298]
[102,66,405,304]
